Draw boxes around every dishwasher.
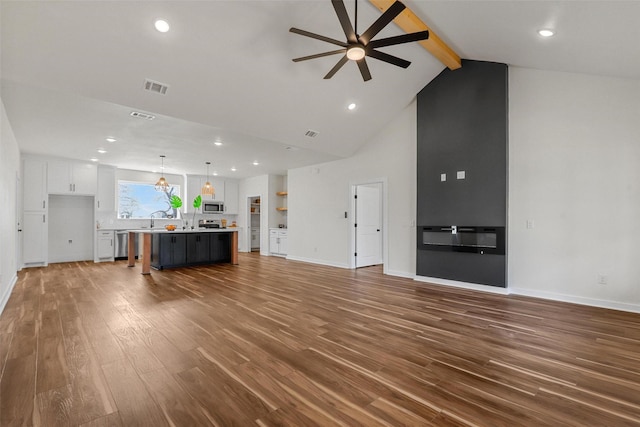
[115,230,139,260]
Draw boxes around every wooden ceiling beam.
[368,0,462,70]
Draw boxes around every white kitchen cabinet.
[96,166,116,212]
[224,179,239,214]
[187,175,227,212]
[269,228,287,256]
[211,178,225,202]
[23,158,48,211]
[48,159,97,195]
[23,211,47,265]
[23,157,48,266]
[97,230,114,260]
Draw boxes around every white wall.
[509,67,640,312]
[0,97,21,313]
[288,100,417,276]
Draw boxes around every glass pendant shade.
[155,155,170,191]
[201,162,215,197]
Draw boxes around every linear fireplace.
[419,226,505,255]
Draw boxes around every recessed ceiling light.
[252,161,259,166]
[538,29,554,37]
[154,19,170,33]
[214,142,223,146]
[106,137,116,143]
[90,158,99,162]
[97,148,107,154]
[231,167,237,172]
[213,172,218,176]
[347,103,357,110]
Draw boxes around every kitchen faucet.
[150,212,156,228]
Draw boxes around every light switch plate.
[440,173,446,182]
[456,170,465,180]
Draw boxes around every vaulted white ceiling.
[2,1,639,178]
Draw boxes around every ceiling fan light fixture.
[346,45,366,61]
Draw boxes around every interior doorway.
[247,195,261,252]
[15,171,22,270]
[351,181,384,269]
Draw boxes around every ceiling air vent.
[130,111,156,120]
[305,130,319,138]
[143,79,169,95]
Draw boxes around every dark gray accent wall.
[416,60,508,287]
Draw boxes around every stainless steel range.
[198,219,221,229]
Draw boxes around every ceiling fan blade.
[368,31,429,49]
[290,27,348,47]
[324,55,349,79]
[359,1,406,45]
[331,0,357,44]
[366,49,411,68]
[357,58,372,82]
[292,49,347,62]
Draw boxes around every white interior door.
[355,183,382,268]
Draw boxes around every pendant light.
[154,155,170,191]
[201,161,215,197]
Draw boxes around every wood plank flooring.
[2,253,640,426]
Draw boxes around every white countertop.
[122,228,238,234]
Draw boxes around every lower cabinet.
[210,233,231,263]
[151,233,187,269]
[153,232,232,269]
[97,230,114,260]
[269,229,288,256]
[23,211,48,266]
[186,233,210,264]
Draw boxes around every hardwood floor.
[2,253,640,426]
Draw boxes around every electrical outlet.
[597,274,608,285]
[526,220,534,229]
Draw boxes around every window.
[117,180,181,219]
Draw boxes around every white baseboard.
[414,275,510,295]
[285,255,349,269]
[385,269,414,279]
[414,275,640,313]
[0,273,18,315]
[510,287,640,314]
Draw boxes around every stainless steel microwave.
[203,201,224,214]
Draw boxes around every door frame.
[15,171,23,271]
[348,178,388,272]
[244,194,261,253]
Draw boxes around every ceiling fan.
[290,0,429,81]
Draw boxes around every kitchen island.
[127,228,238,274]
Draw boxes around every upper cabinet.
[23,157,48,211]
[47,159,97,195]
[97,166,116,212]
[186,175,232,212]
[224,179,239,214]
